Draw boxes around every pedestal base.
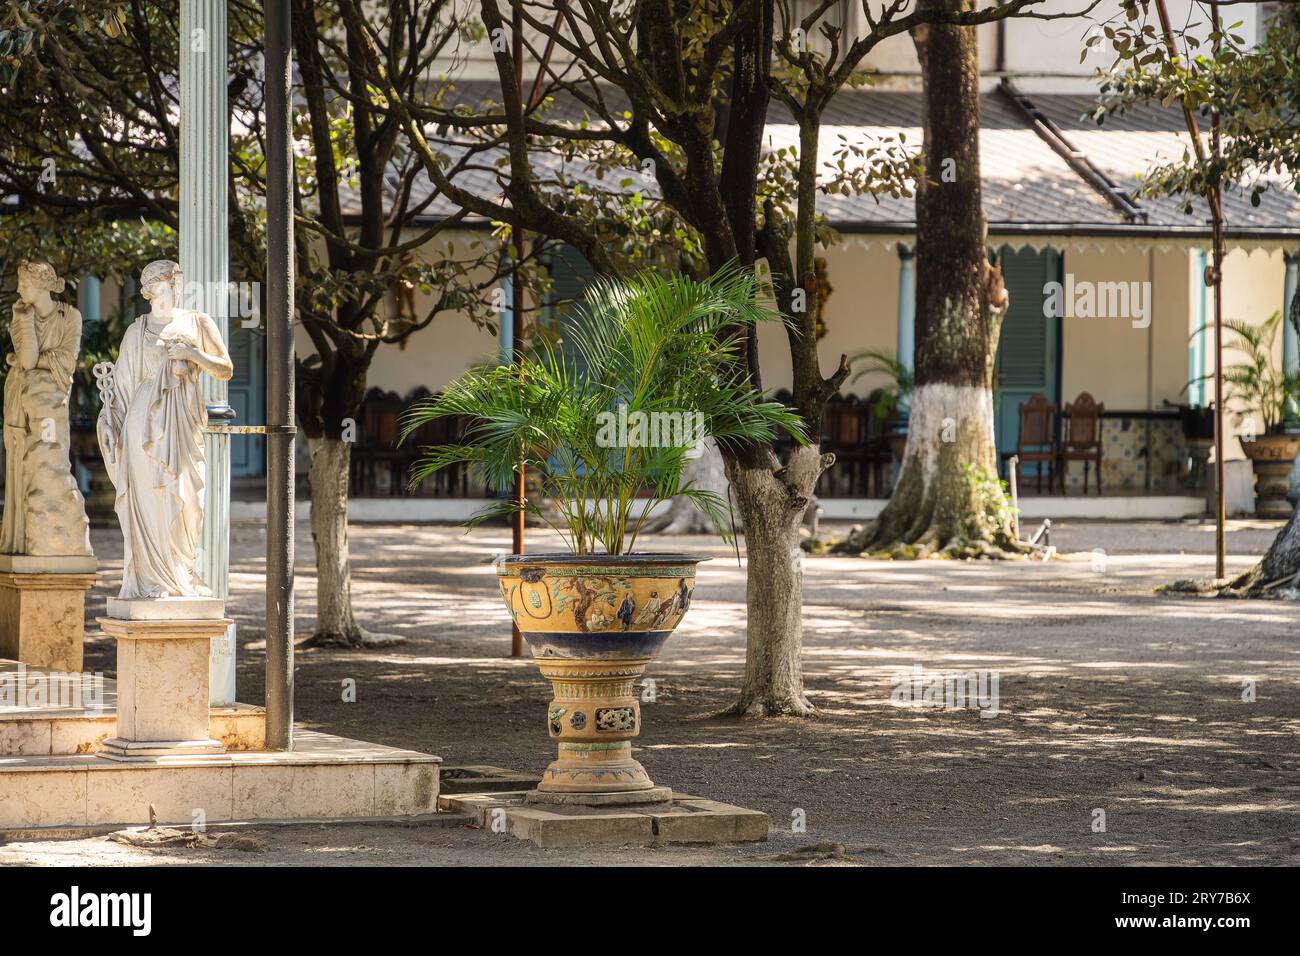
[525,785,672,807]
[0,556,98,672]
[535,656,660,795]
[96,611,231,762]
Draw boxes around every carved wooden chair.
[1062,391,1105,494]
[1012,392,1058,493]
[819,394,868,497]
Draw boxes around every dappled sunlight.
[67,520,1300,866]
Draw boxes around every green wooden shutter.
[994,247,1060,470]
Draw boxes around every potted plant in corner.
[402,266,805,805]
[847,348,914,462]
[1220,311,1300,518]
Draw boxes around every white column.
[180,0,235,706]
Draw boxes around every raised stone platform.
[441,790,769,848]
[0,729,440,829]
[0,659,265,755]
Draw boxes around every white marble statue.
[1,261,93,557]
[96,260,233,599]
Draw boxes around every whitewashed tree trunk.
[845,383,1015,555]
[835,3,1019,559]
[305,436,402,647]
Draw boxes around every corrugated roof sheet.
[346,82,1298,239]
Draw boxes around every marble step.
[0,730,441,829]
[0,658,266,756]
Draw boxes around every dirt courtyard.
[3,517,1297,867]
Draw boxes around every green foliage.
[961,462,1015,542]
[847,347,913,425]
[1216,311,1298,435]
[401,266,807,555]
[1095,1,1300,208]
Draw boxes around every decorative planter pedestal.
[0,555,98,673]
[1241,434,1300,519]
[498,553,703,806]
[97,597,229,761]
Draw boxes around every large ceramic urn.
[497,553,704,804]
[1241,433,1300,518]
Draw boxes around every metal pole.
[264,0,295,750]
[510,8,526,658]
[1155,0,1226,579]
[1210,0,1226,580]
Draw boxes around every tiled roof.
[350,82,1299,239]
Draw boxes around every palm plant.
[847,348,914,426]
[401,266,807,555]
[1218,311,1299,435]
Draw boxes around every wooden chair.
[819,395,869,497]
[1061,391,1104,494]
[1012,392,1058,493]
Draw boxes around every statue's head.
[16,260,64,301]
[140,259,183,307]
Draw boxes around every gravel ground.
[2,517,1297,867]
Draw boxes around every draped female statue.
[96,260,233,599]
[1,261,93,557]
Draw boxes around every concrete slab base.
[0,729,441,829]
[441,790,769,848]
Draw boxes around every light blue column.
[1190,248,1209,406]
[78,275,101,324]
[499,275,514,365]
[1282,253,1299,493]
[896,244,915,412]
[181,0,235,705]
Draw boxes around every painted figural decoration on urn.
[1,261,93,557]
[95,260,233,599]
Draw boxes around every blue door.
[227,327,265,477]
[994,247,1060,476]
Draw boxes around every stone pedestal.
[98,598,230,761]
[0,555,98,672]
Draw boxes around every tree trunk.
[717,444,833,716]
[834,3,1018,558]
[640,439,741,534]
[303,436,403,647]
[1224,501,1300,595]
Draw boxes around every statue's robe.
[100,310,222,598]
[0,301,92,556]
